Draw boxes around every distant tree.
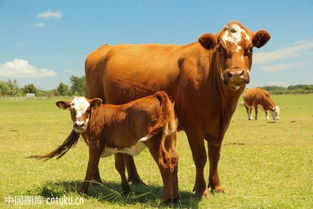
[0,80,21,96]
[57,82,70,96]
[261,86,287,91]
[23,83,37,95]
[70,75,86,96]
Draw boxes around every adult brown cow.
[85,21,271,196]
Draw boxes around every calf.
[30,91,179,203]
[243,88,280,121]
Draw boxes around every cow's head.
[56,97,102,133]
[269,105,280,120]
[198,21,271,91]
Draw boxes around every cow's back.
[243,88,272,107]
[85,43,198,105]
[100,93,166,147]
[85,44,113,100]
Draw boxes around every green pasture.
[0,94,312,208]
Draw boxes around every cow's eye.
[217,46,228,56]
[244,47,253,56]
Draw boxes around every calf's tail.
[148,91,176,137]
[28,130,80,160]
[150,91,178,172]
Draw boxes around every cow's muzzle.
[73,121,87,133]
[223,68,250,89]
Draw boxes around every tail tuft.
[27,130,80,160]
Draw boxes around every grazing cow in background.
[85,21,271,196]
[30,91,179,203]
[243,88,280,121]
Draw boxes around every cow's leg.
[79,141,103,193]
[207,142,223,193]
[144,134,179,203]
[254,105,258,120]
[124,154,145,185]
[92,166,102,183]
[245,105,252,120]
[186,130,207,197]
[115,153,131,193]
[265,111,270,120]
[245,104,250,120]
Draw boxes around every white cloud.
[0,59,57,78]
[37,10,62,19]
[260,62,305,73]
[254,40,313,64]
[32,22,45,27]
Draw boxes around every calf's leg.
[124,154,145,185]
[92,166,102,183]
[144,134,179,203]
[79,141,103,193]
[115,153,131,192]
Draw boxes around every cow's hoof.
[193,188,209,198]
[161,196,180,204]
[211,185,224,194]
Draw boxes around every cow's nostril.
[240,70,244,76]
[227,71,233,77]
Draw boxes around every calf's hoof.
[122,185,131,194]
[77,187,88,194]
[128,177,146,185]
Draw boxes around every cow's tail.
[148,91,178,172]
[27,130,80,160]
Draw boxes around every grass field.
[0,94,312,209]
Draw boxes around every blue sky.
[1,0,313,89]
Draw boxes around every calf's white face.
[56,97,102,133]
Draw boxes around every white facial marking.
[221,24,250,53]
[71,97,90,118]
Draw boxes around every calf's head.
[56,97,102,133]
[198,21,271,91]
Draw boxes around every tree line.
[1,77,313,97]
[0,75,86,97]
[260,85,313,94]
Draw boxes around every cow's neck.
[206,51,244,137]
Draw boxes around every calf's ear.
[90,98,103,109]
[198,33,217,50]
[56,101,71,109]
[252,30,271,48]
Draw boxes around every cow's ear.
[56,101,71,109]
[90,98,102,109]
[252,30,271,48]
[198,33,217,50]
